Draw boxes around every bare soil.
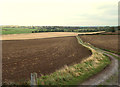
[2,36,92,83]
[80,35,119,54]
[101,31,120,35]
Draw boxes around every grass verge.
[104,52,120,61]
[100,48,120,55]
[31,36,111,86]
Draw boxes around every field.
[2,31,105,40]
[80,35,119,54]
[100,31,120,35]
[2,32,78,40]
[2,36,92,83]
[2,28,38,35]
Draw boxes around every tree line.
[31,27,117,33]
[2,25,118,33]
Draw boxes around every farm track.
[78,36,119,86]
[2,36,92,83]
[81,51,118,86]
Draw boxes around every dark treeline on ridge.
[2,25,119,33]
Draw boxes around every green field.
[2,26,115,35]
[2,28,37,35]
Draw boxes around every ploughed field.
[80,35,119,54]
[100,31,120,35]
[2,36,92,83]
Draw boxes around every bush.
[106,27,115,32]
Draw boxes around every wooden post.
[31,73,37,87]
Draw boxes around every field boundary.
[85,42,120,59]
[78,36,119,86]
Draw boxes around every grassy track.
[84,42,120,60]
[79,37,119,86]
[97,53,119,86]
[29,36,110,86]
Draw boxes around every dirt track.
[2,36,92,83]
[81,51,118,86]
[80,35,119,54]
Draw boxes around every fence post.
[31,73,37,87]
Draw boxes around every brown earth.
[100,31,120,35]
[80,35,119,54]
[2,36,92,83]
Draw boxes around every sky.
[0,0,119,26]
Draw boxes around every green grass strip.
[104,51,120,61]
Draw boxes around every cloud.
[0,0,118,26]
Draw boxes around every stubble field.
[2,32,105,40]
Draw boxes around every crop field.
[2,28,38,35]
[2,36,92,83]
[2,31,105,40]
[2,32,78,40]
[80,35,119,54]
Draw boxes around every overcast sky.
[0,0,118,26]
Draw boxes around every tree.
[106,27,115,32]
[111,27,115,32]
[118,26,120,31]
[35,31,37,33]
